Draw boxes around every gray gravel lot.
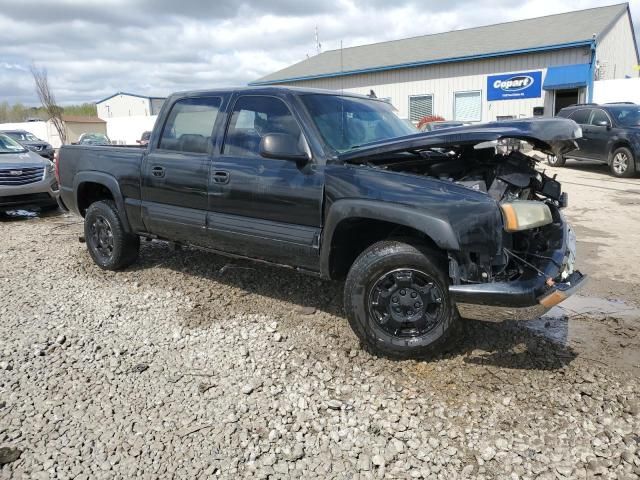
[1,163,639,479]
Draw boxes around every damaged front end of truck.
[340,117,588,321]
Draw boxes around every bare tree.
[30,64,66,144]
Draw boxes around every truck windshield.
[301,94,416,153]
[0,133,28,153]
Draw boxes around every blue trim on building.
[95,92,167,104]
[250,40,594,85]
[543,63,591,91]
[588,40,596,102]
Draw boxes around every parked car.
[137,131,151,146]
[76,133,111,146]
[1,129,54,160]
[0,133,59,212]
[552,102,640,177]
[57,87,586,359]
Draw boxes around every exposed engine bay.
[364,142,573,286]
[367,143,565,205]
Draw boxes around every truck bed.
[58,144,144,220]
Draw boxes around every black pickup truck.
[58,87,586,358]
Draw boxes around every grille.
[0,167,45,186]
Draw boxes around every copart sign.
[487,71,542,101]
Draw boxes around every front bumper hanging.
[450,220,587,322]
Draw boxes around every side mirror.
[259,133,309,162]
[595,120,611,128]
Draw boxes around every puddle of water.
[525,295,640,346]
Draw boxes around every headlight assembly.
[500,201,553,232]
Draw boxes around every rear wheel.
[344,240,458,359]
[547,154,566,167]
[84,200,139,270]
[610,147,636,178]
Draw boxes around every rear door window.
[159,97,222,153]
[568,109,591,125]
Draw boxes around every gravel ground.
[1,164,639,479]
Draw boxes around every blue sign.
[487,71,542,101]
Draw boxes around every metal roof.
[253,3,630,85]
[95,92,167,104]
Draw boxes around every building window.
[409,95,433,123]
[454,91,481,122]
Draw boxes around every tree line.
[0,101,97,123]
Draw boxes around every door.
[566,108,592,158]
[584,109,612,162]
[207,94,324,270]
[141,96,223,242]
[554,89,579,115]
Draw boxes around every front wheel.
[610,147,636,178]
[84,200,139,270]
[547,154,566,167]
[344,240,458,359]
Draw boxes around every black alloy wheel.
[368,268,445,338]
[88,215,115,261]
[84,200,140,270]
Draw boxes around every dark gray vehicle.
[552,103,640,177]
[1,129,55,161]
[0,133,59,211]
[57,87,587,359]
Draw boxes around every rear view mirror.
[259,133,309,162]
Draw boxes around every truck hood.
[339,117,581,164]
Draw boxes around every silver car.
[0,133,59,211]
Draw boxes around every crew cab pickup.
[58,87,587,358]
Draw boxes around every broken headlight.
[500,201,553,232]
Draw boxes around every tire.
[344,240,458,359]
[84,200,139,270]
[610,147,636,178]
[547,154,566,167]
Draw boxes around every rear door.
[567,108,592,158]
[206,94,324,270]
[585,109,612,162]
[141,95,225,243]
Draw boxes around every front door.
[141,96,224,243]
[207,94,324,270]
[566,108,592,158]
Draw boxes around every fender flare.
[320,199,460,278]
[73,171,132,233]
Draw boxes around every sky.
[0,0,638,106]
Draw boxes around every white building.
[96,92,166,119]
[252,4,639,123]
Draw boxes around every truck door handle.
[151,166,165,178]
[212,170,230,184]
